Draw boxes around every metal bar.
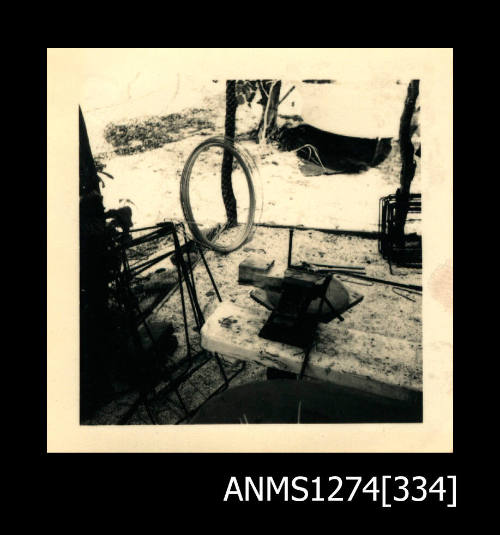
[288,229,294,268]
[213,352,229,385]
[122,229,167,248]
[183,229,204,327]
[298,345,312,381]
[255,222,380,240]
[333,271,422,292]
[323,297,344,322]
[128,225,167,233]
[299,275,331,380]
[179,247,203,330]
[278,85,296,105]
[310,262,365,271]
[174,388,189,415]
[197,245,222,303]
[172,229,192,360]
[129,250,175,276]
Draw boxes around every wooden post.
[257,80,282,143]
[394,80,420,246]
[221,80,238,227]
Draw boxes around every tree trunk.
[79,106,113,419]
[221,80,238,227]
[257,80,282,143]
[394,80,419,246]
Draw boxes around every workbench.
[201,301,422,404]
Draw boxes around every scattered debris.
[238,256,275,284]
[103,110,217,156]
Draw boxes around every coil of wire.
[180,136,259,253]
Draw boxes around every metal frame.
[111,221,245,424]
[378,193,422,271]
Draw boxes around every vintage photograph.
[79,67,423,425]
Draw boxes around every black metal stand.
[114,221,245,424]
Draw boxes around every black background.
[40,48,463,514]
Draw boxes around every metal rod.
[255,222,379,240]
[299,274,331,380]
[213,352,229,385]
[310,262,365,270]
[128,224,167,233]
[173,228,203,331]
[323,297,344,322]
[333,271,422,292]
[288,229,294,268]
[129,250,174,276]
[172,229,192,360]
[182,228,204,327]
[279,85,296,105]
[298,345,312,381]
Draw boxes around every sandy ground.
[84,226,422,425]
[96,133,421,233]
[83,81,421,234]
